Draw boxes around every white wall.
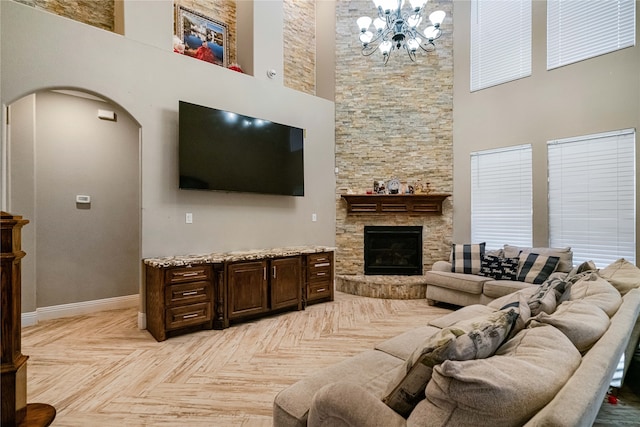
[452,1,640,250]
[1,1,336,313]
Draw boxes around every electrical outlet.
[186,213,193,224]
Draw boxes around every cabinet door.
[271,256,302,310]
[227,260,269,320]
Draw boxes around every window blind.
[548,129,636,267]
[471,145,533,250]
[547,0,636,70]
[470,0,532,91]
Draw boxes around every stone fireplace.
[334,0,454,298]
[364,226,423,275]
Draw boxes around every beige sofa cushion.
[562,273,622,317]
[599,258,640,296]
[482,279,533,299]
[503,244,573,273]
[529,300,610,352]
[428,305,496,329]
[273,350,403,427]
[411,325,581,427]
[382,309,519,418]
[423,271,488,295]
[375,325,443,361]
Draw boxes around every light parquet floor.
[21,292,640,426]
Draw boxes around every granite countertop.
[143,246,336,268]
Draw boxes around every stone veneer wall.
[334,0,454,276]
[283,0,316,95]
[14,0,114,31]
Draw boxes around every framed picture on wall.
[176,6,228,67]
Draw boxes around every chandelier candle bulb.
[356,0,445,63]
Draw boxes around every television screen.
[179,101,304,196]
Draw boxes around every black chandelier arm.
[361,44,379,57]
[417,39,437,53]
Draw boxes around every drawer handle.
[314,262,331,267]
[316,272,326,276]
[183,313,199,319]
[182,291,198,296]
[316,288,326,292]
[181,272,199,277]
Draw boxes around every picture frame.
[176,6,228,67]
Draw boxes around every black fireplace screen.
[364,226,423,275]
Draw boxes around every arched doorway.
[7,89,141,323]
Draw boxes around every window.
[547,0,635,70]
[548,129,636,267]
[471,145,533,250]
[470,0,531,91]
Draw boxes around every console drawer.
[165,281,211,306]
[165,303,211,330]
[308,253,332,270]
[308,282,332,301]
[165,265,210,284]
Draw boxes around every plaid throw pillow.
[479,255,520,280]
[517,253,560,284]
[451,243,486,274]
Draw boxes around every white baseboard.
[138,311,146,330]
[22,294,139,326]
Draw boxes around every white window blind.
[471,145,533,250]
[470,0,532,91]
[548,129,636,267]
[547,0,636,70]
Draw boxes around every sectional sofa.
[273,252,640,427]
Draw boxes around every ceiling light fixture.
[357,0,446,64]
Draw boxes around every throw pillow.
[413,326,581,427]
[517,253,560,284]
[529,300,610,352]
[504,244,573,273]
[451,242,485,274]
[599,258,640,296]
[382,308,518,418]
[478,255,519,280]
[527,277,562,316]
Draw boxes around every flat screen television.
[179,101,305,196]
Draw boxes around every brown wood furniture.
[1,212,55,427]
[305,251,334,306]
[145,250,334,341]
[341,194,450,215]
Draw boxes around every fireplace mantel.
[341,194,450,215]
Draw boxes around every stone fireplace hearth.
[334,2,454,298]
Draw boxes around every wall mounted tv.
[179,101,305,196]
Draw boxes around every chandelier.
[356,0,446,64]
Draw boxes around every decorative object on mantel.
[341,193,450,215]
[356,0,446,64]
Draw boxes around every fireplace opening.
[364,226,423,275]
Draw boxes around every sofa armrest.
[308,382,406,427]
[431,260,452,272]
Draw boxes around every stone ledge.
[336,274,429,299]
